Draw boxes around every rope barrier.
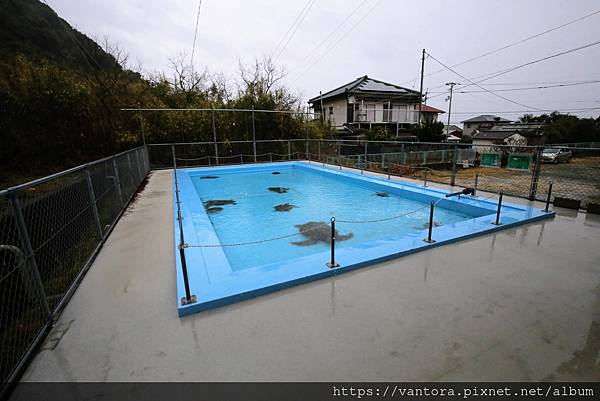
[185,222,329,248]
[175,156,211,161]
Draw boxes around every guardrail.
[0,146,149,397]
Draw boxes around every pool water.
[192,167,472,271]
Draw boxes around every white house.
[308,75,444,136]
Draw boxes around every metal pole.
[326,217,340,268]
[318,140,321,161]
[212,109,219,165]
[138,103,146,146]
[287,140,291,161]
[269,152,273,163]
[418,49,425,126]
[545,181,553,212]
[112,159,124,206]
[9,191,52,321]
[240,154,244,164]
[529,146,542,200]
[423,169,428,187]
[473,173,478,196]
[445,82,457,138]
[171,145,195,305]
[451,144,458,186]
[252,107,257,162]
[423,201,436,243]
[363,142,368,173]
[337,140,341,170]
[493,191,503,225]
[85,167,103,239]
[320,91,325,124]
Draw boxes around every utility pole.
[319,91,325,124]
[445,82,458,138]
[417,49,425,126]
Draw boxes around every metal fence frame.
[147,139,600,208]
[2,135,599,397]
[0,146,149,397]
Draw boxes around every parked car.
[541,148,572,163]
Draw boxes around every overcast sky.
[48,0,600,124]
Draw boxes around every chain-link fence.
[0,146,149,395]
[150,139,600,208]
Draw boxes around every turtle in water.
[291,221,353,246]
[203,199,236,211]
[272,171,281,175]
[200,175,219,179]
[268,187,289,194]
[374,192,389,197]
[421,221,442,229]
[274,203,297,212]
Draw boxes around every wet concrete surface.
[17,166,600,383]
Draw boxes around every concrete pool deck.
[16,166,600,383]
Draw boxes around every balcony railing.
[353,108,417,124]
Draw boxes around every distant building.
[472,123,546,147]
[308,75,444,137]
[443,124,463,142]
[461,115,512,138]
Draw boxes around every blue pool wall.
[174,162,554,317]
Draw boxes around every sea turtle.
[203,199,236,210]
[268,187,289,194]
[421,221,442,229]
[374,192,389,197]
[206,206,223,213]
[274,203,297,212]
[200,175,219,179]
[272,172,281,175]
[291,221,353,246]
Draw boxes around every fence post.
[492,191,503,225]
[9,191,53,322]
[529,146,542,200]
[326,217,340,268]
[112,158,124,206]
[134,149,144,182]
[423,169,428,187]
[171,145,196,306]
[212,109,219,165]
[85,167,103,239]
[252,107,257,163]
[337,140,342,170]
[473,173,478,196]
[306,140,310,162]
[545,181,553,212]
[451,144,458,186]
[423,201,436,243]
[287,140,291,161]
[318,140,321,162]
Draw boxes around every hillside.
[0,0,116,71]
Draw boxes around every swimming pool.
[174,162,553,316]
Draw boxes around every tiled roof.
[308,75,420,103]
[461,114,512,123]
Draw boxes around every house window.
[383,103,391,122]
[365,104,376,121]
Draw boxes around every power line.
[291,0,384,84]
[272,0,316,62]
[427,80,600,94]
[426,52,548,111]
[190,0,202,70]
[287,0,369,76]
[428,39,600,100]
[445,107,600,115]
[399,8,600,85]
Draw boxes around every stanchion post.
[423,201,436,243]
[493,191,503,225]
[326,217,340,268]
[545,181,553,212]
